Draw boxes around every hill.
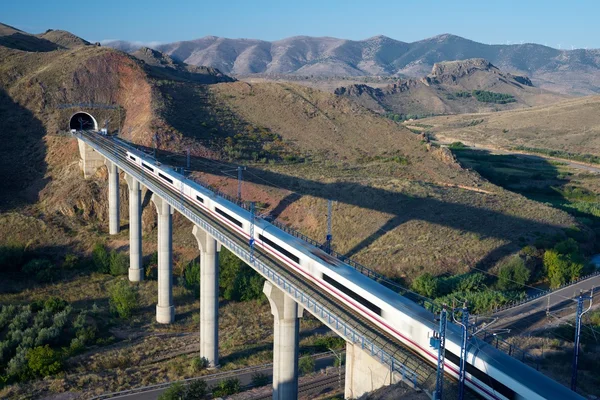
[334,59,567,117]
[103,33,600,95]
[420,96,600,157]
[36,29,90,49]
[131,46,235,83]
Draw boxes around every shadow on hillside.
[0,89,48,212]
[0,32,61,52]
[122,142,575,273]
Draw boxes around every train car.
[122,147,582,400]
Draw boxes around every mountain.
[103,34,600,96]
[131,46,235,83]
[334,59,568,116]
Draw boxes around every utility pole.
[453,302,469,400]
[325,199,333,253]
[237,166,246,202]
[328,347,344,390]
[571,289,593,392]
[249,201,255,263]
[186,148,191,170]
[152,134,158,160]
[431,305,448,400]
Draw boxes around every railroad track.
[84,133,473,399]
[247,371,345,400]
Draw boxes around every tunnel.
[69,112,98,131]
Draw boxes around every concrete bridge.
[73,115,427,400]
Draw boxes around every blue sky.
[2,0,598,49]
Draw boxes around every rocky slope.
[103,33,600,95]
[334,59,567,116]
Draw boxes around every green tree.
[184,261,200,298]
[298,355,315,376]
[158,382,185,400]
[543,250,584,288]
[496,257,530,291]
[411,273,439,298]
[26,345,62,377]
[219,248,264,301]
[109,250,129,276]
[554,238,579,255]
[109,281,139,319]
[92,243,110,274]
[22,259,55,282]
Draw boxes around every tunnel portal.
[69,112,98,131]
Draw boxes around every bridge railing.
[77,132,421,389]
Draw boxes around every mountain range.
[103,34,600,95]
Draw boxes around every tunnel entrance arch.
[69,112,98,131]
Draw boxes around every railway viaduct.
[71,112,412,400]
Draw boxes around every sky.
[2,0,599,49]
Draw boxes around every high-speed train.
[125,147,583,400]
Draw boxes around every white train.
[126,148,583,400]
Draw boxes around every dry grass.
[421,95,600,157]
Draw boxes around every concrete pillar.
[152,195,174,324]
[191,225,221,367]
[344,342,412,399]
[77,139,105,179]
[263,281,303,400]
[106,160,120,235]
[125,175,143,282]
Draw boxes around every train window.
[142,162,154,172]
[444,350,515,400]
[129,155,137,161]
[259,234,300,264]
[322,274,381,316]
[215,207,243,228]
[196,195,204,203]
[158,173,173,185]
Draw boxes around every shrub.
[313,336,346,351]
[554,238,579,255]
[109,281,139,319]
[456,273,487,292]
[0,243,25,272]
[109,250,129,276]
[22,259,54,282]
[496,257,530,291]
[92,243,110,274]
[44,297,68,313]
[251,371,270,387]
[298,355,315,376]
[186,379,208,399]
[159,382,185,400]
[447,142,468,150]
[190,356,209,372]
[184,261,200,297]
[62,253,79,269]
[411,273,439,298]
[212,378,241,396]
[219,248,264,301]
[26,345,62,377]
[543,250,584,288]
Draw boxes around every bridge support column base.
[152,195,174,324]
[156,305,175,324]
[345,342,407,399]
[263,281,303,400]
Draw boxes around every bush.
[190,356,209,372]
[313,336,346,351]
[26,345,62,377]
[543,250,584,288]
[62,253,79,270]
[92,243,110,274]
[0,243,25,272]
[186,379,208,399]
[411,273,439,298]
[159,382,186,400]
[109,281,139,319]
[43,297,68,313]
[251,371,270,387]
[212,378,241,396]
[109,250,129,276]
[219,248,264,301]
[496,257,530,291]
[22,259,55,282]
[298,355,315,376]
[184,261,200,297]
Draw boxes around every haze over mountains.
[103,34,600,95]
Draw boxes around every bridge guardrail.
[78,132,421,390]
